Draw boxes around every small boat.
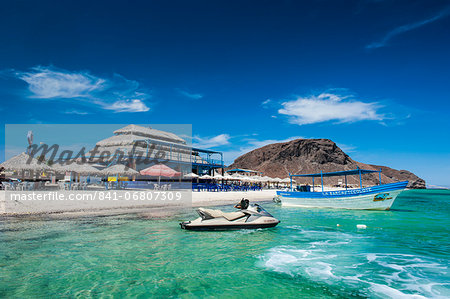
[276,168,408,210]
[180,199,280,230]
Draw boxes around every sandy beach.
[0,189,278,217]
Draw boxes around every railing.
[192,183,262,192]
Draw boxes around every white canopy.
[261,176,272,182]
[183,172,199,178]
[223,173,235,180]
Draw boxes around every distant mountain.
[228,139,425,189]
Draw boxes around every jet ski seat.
[198,208,246,221]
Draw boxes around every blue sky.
[0,0,449,187]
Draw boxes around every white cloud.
[64,110,90,115]
[18,66,105,99]
[336,143,356,153]
[104,99,150,113]
[13,66,150,113]
[193,134,230,148]
[262,99,271,107]
[278,92,384,125]
[367,7,450,49]
[177,88,203,100]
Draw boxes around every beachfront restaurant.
[0,125,225,191]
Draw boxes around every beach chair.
[1,182,10,190]
[16,183,25,191]
[71,183,79,190]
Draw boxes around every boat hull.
[276,181,408,210]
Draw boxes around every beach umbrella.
[140,164,181,177]
[282,177,291,183]
[232,174,246,180]
[52,162,102,176]
[101,164,139,176]
[0,152,53,172]
[213,174,224,180]
[240,176,254,183]
[223,173,234,180]
[140,164,181,185]
[0,153,52,180]
[200,174,212,180]
[183,172,199,178]
[250,175,263,182]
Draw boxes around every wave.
[258,230,450,298]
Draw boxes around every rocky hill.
[229,139,425,188]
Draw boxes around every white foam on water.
[305,262,336,279]
[310,240,350,247]
[258,229,450,298]
[259,245,313,276]
[368,282,428,299]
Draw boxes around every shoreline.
[0,190,277,218]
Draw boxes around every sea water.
[0,190,449,298]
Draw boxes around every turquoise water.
[1,190,449,298]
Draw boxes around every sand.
[0,190,278,217]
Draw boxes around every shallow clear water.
[1,190,449,298]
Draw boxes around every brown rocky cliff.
[229,139,425,188]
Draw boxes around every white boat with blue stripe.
[276,168,408,210]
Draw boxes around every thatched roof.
[100,164,139,176]
[0,153,53,171]
[52,162,102,175]
[113,125,186,144]
[96,134,147,147]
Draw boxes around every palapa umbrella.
[52,161,102,185]
[101,164,139,176]
[0,152,52,172]
[0,152,52,180]
[52,162,102,176]
[100,164,138,189]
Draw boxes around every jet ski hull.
[180,203,280,231]
[180,221,279,231]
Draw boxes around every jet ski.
[180,199,280,231]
